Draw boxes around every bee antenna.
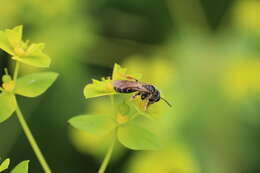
[161,97,172,107]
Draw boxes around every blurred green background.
[1,0,260,172]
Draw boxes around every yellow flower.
[2,81,15,92]
[232,0,260,34]
[0,25,51,67]
[84,63,142,99]
[126,145,199,173]
[223,59,260,99]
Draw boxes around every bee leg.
[144,101,151,111]
[144,94,153,111]
[131,92,141,100]
[141,93,149,100]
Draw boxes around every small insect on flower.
[112,77,172,110]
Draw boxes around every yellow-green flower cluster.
[0,25,50,67]
[0,25,58,123]
[69,64,161,152]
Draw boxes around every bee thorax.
[143,85,156,92]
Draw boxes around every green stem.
[15,98,52,173]
[98,131,116,173]
[12,61,51,173]
[13,62,20,81]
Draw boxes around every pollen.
[116,113,129,124]
[3,81,15,92]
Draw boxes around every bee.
[112,79,172,110]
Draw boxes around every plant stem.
[98,96,116,173]
[13,62,20,81]
[98,131,116,173]
[12,61,51,172]
[15,99,52,173]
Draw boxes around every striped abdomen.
[114,87,136,93]
[112,80,147,94]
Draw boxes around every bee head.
[149,90,160,104]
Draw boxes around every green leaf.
[84,79,116,98]
[0,31,14,56]
[117,124,160,150]
[68,114,117,135]
[5,25,23,48]
[15,72,58,97]
[112,63,142,80]
[12,43,51,68]
[0,158,10,172]
[0,93,16,123]
[11,160,29,173]
[0,25,23,56]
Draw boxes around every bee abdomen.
[114,87,135,93]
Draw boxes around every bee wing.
[112,80,149,92]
